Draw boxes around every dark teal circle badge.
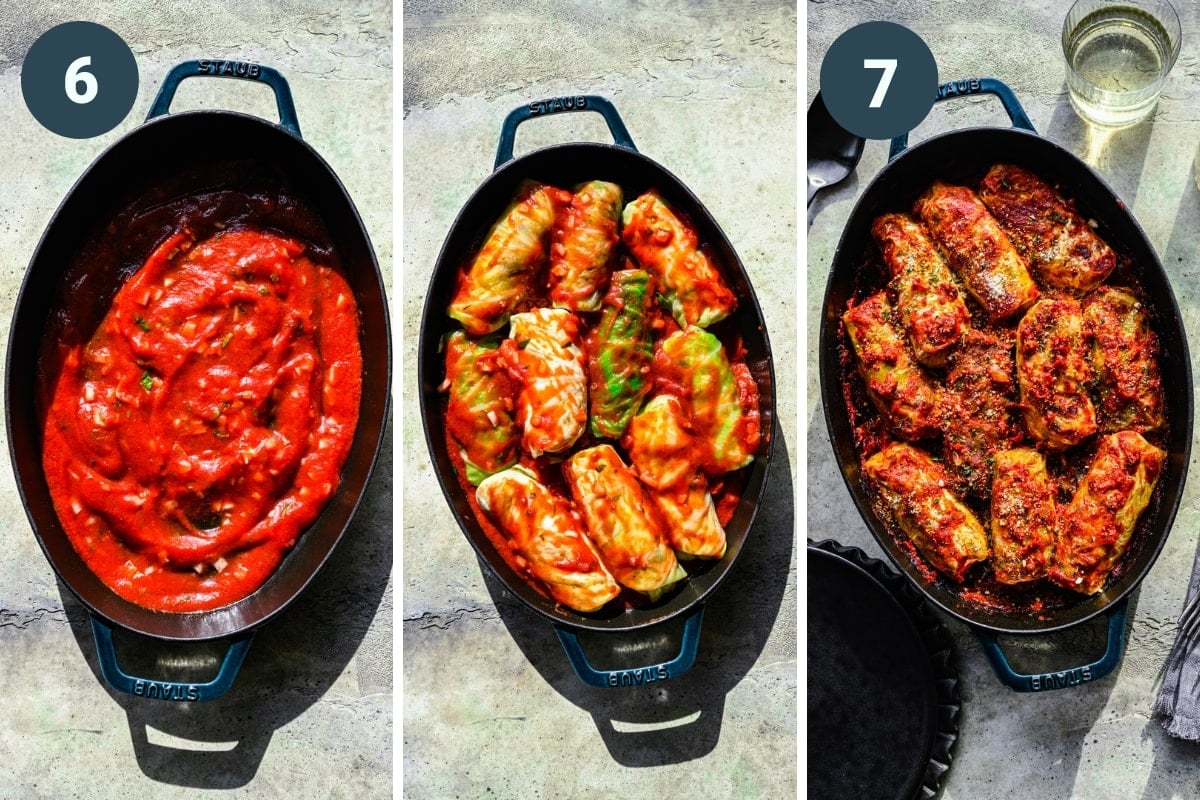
[819,21,938,141]
[22,21,139,139]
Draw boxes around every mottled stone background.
[0,3,392,798]
[403,2,797,799]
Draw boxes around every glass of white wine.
[1062,0,1181,129]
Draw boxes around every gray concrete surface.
[0,3,392,798]
[402,3,797,799]
[809,3,1200,798]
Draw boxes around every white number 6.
[65,56,98,105]
[864,59,898,108]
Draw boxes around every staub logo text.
[1030,665,1093,691]
[133,680,201,701]
[197,59,261,79]
[607,665,669,687]
[528,96,588,115]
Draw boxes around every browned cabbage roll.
[501,307,588,458]
[549,180,623,312]
[564,445,685,595]
[1084,286,1165,434]
[648,472,727,559]
[1016,297,1098,451]
[913,180,1038,321]
[871,212,970,367]
[990,448,1057,585]
[1049,431,1165,595]
[476,466,620,612]
[621,190,736,328]
[448,181,569,335]
[978,163,1116,295]
[842,292,941,441]
[863,442,990,583]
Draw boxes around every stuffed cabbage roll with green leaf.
[443,331,518,484]
[448,181,569,335]
[587,268,655,439]
[564,445,686,595]
[658,326,758,473]
[477,466,620,612]
[622,189,736,328]
[501,307,588,457]
[549,180,623,312]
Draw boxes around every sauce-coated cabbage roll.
[1084,286,1165,434]
[443,331,518,484]
[863,441,990,583]
[991,447,1057,585]
[564,445,685,594]
[658,326,757,473]
[1016,297,1097,451]
[448,181,569,335]
[842,292,941,442]
[623,394,694,491]
[871,212,970,367]
[1049,430,1165,595]
[588,268,655,439]
[914,180,1038,321]
[978,163,1116,295]
[549,180,623,312]
[477,466,620,612]
[621,190,736,328]
[501,307,588,458]
[623,395,726,558]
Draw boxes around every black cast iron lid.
[808,539,960,799]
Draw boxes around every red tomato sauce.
[41,225,362,612]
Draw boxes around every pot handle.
[494,95,637,170]
[973,599,1129,692]
[145,60,302,137]
[90,616,253,702]
[554,606,704,688]
[888,77,1035,161]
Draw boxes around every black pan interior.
[419,142,776,633]
[819,127,1192,634]
[8,111,391,641]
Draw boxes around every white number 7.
[864,59,898,108]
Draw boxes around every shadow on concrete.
[1042,83,1154,202]
[485,424,794,767]
[56,415,393,789]
[807,171,862,229]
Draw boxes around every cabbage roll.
[623,395,725,558]
[914,180,1038,321]
[842,292,941,442]
[502,307,588,458]
[1016,297,1097,451]
[658,326,757,473]
[549,180,623,312]
[1049,431,1165,595]
[863,441,990,583]
[443,331,518,484]
[623,394,694,491]
[1084,286,1165,434]
[476,466,620,612]
[978,163,1116,295]
[448,181,569,335]
[871,212,970,367]
[621,190,736,328]
[588,268,655,439]
[564,445,685,594]
[990,447,1057,585]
